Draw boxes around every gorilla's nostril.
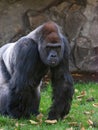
[51,54,56,58]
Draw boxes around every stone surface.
[0,0,98,77]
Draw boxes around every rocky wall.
[0,0,98,81]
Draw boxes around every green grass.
[0,82,98,130]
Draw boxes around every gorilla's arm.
[7,38,39,118]
[49,62,74,120]
[9,38,38,90]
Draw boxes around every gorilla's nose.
[50,51,57,58]
[51,53,57,58]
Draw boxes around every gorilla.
[0,21,74,120]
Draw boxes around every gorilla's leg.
[0,83,9,115]
[31,85,41,116]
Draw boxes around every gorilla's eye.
[46,46,51,53]
[46,43,62,55]
[56,47,61,54]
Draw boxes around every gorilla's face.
[38,22,65,67]
[38,41,64,67]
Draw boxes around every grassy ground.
[0,82,98,130]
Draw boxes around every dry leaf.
[20,123,26,126]
[36,113,43,123]
[84,111,91,115]
[77,91,86,99]
[77,95,85,99]
[36,113,43,122]
[88,119,93,126]
[68,122,78,126]
[86,97,95,102]
[29,120,38,125]
[45,119,57,124]
[75,89,78,93]
[72,73,82,77]
[93,121,98,127]
[63,115,69,119]
[93,103,98,108]
[81,91,86,95]
[77,98,82,101]
[66,127,73,130]
[15,122,19,127]
[81,127,85,130]
[90,110,94,114]
[84,110,94,115]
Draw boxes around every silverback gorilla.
[0,21,74,120]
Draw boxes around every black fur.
[0,22,74,120]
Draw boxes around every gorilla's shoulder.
[13,37,38,52]
[17,37,37,46]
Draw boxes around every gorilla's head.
[38,22,65,67]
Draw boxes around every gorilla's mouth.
[48,59,59,67]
